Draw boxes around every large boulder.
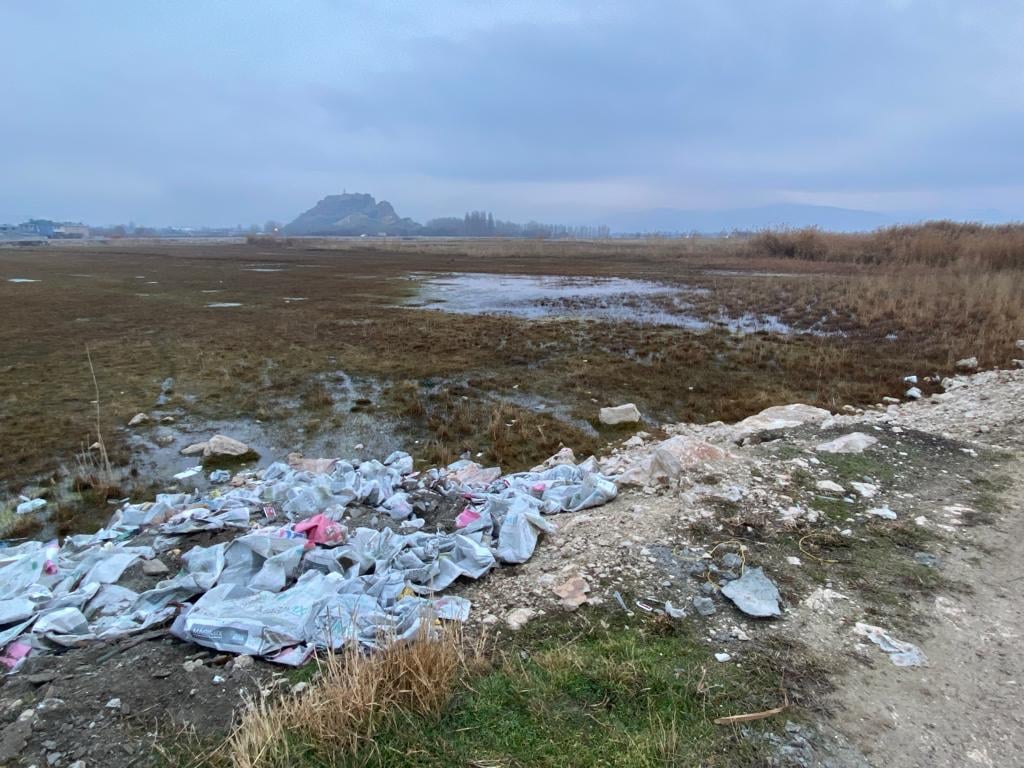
[599,403,642,425]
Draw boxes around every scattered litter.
[849,482,878,499]
[206,302,243,308]
[720,567,781,618]
[664,601,686,619]
[855,622,927,667]
[0,447,617,671]
[905,387,923,399]
[209,469,232,484]
[173,466,203,481]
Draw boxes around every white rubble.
[599,403,642,425]
[815,432,878,454]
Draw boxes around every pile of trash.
[0,451,616,672]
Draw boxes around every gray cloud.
[1,1,1022,225]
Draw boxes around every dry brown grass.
[748,221,1024,269]
[201,625,480,768]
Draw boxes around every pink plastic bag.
[454,509,481,528]
[293,514,347,546]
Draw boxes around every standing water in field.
[407,272,793,333]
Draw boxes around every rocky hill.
[283,193,422,236]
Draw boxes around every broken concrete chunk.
[720,567,781,618]
[552,576,590,610]
[815,432,878,454]
[731,403,831,441]
[599,403,642,425]
[617,435,727,486]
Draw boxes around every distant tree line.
[422,211,610,239]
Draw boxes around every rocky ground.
[0,368,1021,767]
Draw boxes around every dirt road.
[833,461,1024,767]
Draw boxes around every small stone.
[714,652,732,663]
[850,482,878,499]
[552,577,590,610]
[913,552,938,568]
[127,412,149,426]
[291,682,309,695]
[692,596,716,616]
[151,668,172,679]
[180,442,208,457]
[955,356,978,371]
[721,553,742,569]
[160,415,176,424]
[786,556,802,566]
[211,675,225,685]
[233,654,254,671]
[142,559,169,576]
[815,480,845,494]
[506,607,536,630]
[905,387,923,399]
[867,505,897,520]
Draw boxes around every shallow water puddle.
[407,272,795,333]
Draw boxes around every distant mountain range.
[283,194,1014,238]
[597,204,893,234]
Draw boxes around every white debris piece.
[855,622,927,667]
[599,403,642,425]
[815,433,878,454]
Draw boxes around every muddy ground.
[4,239,1021,538]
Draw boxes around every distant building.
[52,224,90,239]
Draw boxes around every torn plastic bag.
[494,500,555,564]
[0,598,37,625]
[383,451,415,476]
[380,492,413,521]
[293,514,347,546]
[218,535,306,592]
[172,571,353,655]
[0,540,58,601]
[32,607,90,639]
[182,543,227,589]
[84,585,140,619]
[159,506,250,535]
[432,595,471,622]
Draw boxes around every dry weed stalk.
[216,621,482,768]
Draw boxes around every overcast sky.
[2,1,1022,227]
